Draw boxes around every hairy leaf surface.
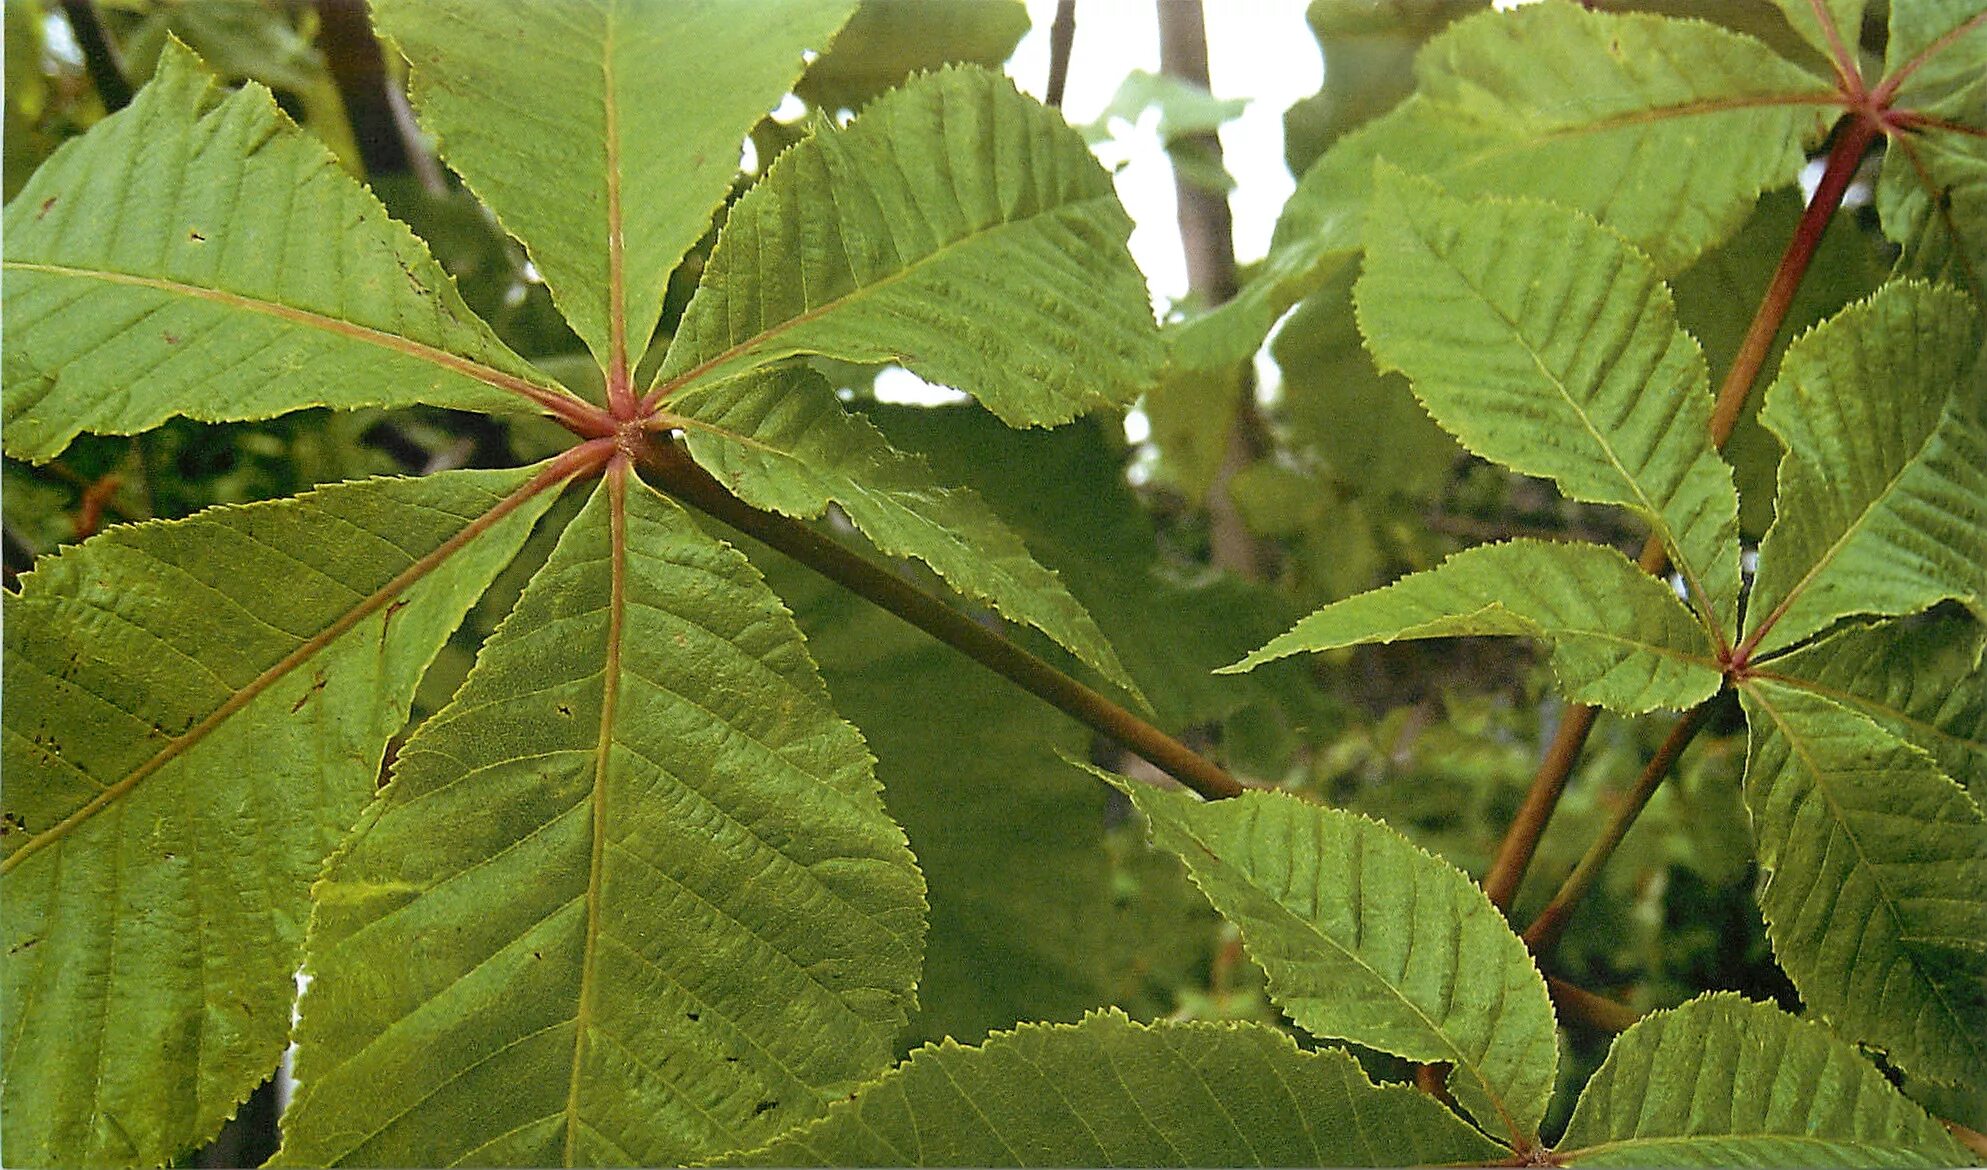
[371,0,856,368]
[1746,282,1987,656]
[657,66,1161,426]
[1738,680,1987,1087]
[1226,540,1721,714]
[1764,613,1987,797]
[1,465,561,1167]
[723,1010,1510,1167]
[672,371,1134,694]
[1357,170,1743,633]
[0,43,563,464]
[278,473,925,1167]
[1557,993,1968,1167]
[1109,778,1558,1143]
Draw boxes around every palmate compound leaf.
[1169,0,1833,371]
[1092,773,1559,1146]
[370,0,858,371]
[669,369,1137,696]
[1737,679,1987,1087]
[1357,168,1744,636]
[718,1010,1510,1167]
[653,65,1163,427]
[1743,281,1987,658]
[276,469,926,1168]
[1555,993,1969,1167]
[0,42,576,465]
[0,464,568,1168]
[1224,539,1722,715]
[1762,612,1987,800]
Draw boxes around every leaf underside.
[276,475,926,1167]
[1738,680,1987,1088]
[1556,993,1968,1167]
[721,1010,1510,1168]
[2,466,558,1168]
[0,43,558,464]
[1108,777,1558,1144]
[1228,539,1721,715]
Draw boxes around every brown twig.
[58,0,132,112]
[1479,112,1882,912]
[1044,0,1077,110]
[1547,976,1640,1033]
[636,436,1245,802]
[315,0,446,191]
[1523,700,1717,954]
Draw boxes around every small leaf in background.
[1357,168,1743,635]
[1738,680,1987,1090]
[1557,993,1968,1167]
[723,1010,1510,1168]
[1105,776,1558,1145]
[794,0,1030,112]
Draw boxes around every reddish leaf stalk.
[635,436,1245,802]
[1480,112,1881,913]
[1522,700,1716,955]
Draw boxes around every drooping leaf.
[0,42,569,464]
[277,471,926,1167]
[1738,679,1987,1087]
[655,66,1161,427]
[1744,281,1987,657]
[1761,612,1987,797]
[1105,777,1558,1144]
[670,370,1136,695]
[1227,540,1720,714]
[1556,993,1969,1167]
[722,1010,1511,1168]
[371,0,856,370]
[1,464,565,1168]
[1356,169,1743,634]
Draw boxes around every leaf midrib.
[1,260,581,420]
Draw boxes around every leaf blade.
[0,42,570,463]
[1104,777,1558,1143]
[657,66,1161,427]
[722,1011,1510,1168]
[1,464,563,1168]
[1557,993,1968,1167]
[278,472,926,1167]
[1225,539,1722,715]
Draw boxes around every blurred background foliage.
[4,0,1921,1159]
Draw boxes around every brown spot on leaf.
[36,196,55,219]
[188,229,206,242]
[290,673,328,713]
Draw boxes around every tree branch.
[57,0,131,112]
[636,436,1245,802]
[1480,112,1881,911]
[1045,0,1077,110]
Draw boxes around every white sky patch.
[872,365,970,406]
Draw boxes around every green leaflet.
[1886,0,1987,108]
[1745,281,1987,657]
[1876,3,1987,289]
[656,66,1161,427]
[672,370,1137,696]
[793,0,1030,112]
[720,1010,1510,1168]
[1356,171,1743,635]
[370,0,856,370]
[277,472,925,1168]
[1767,0,1869,70]
[1,465,561,1168]
[1763,614,1987,798]
[1738,680,1987,1087]
[1556,993,1968,1167]
[1224,540,1721,715]
[0,43,564,465]
[1107,777,1558,1144]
